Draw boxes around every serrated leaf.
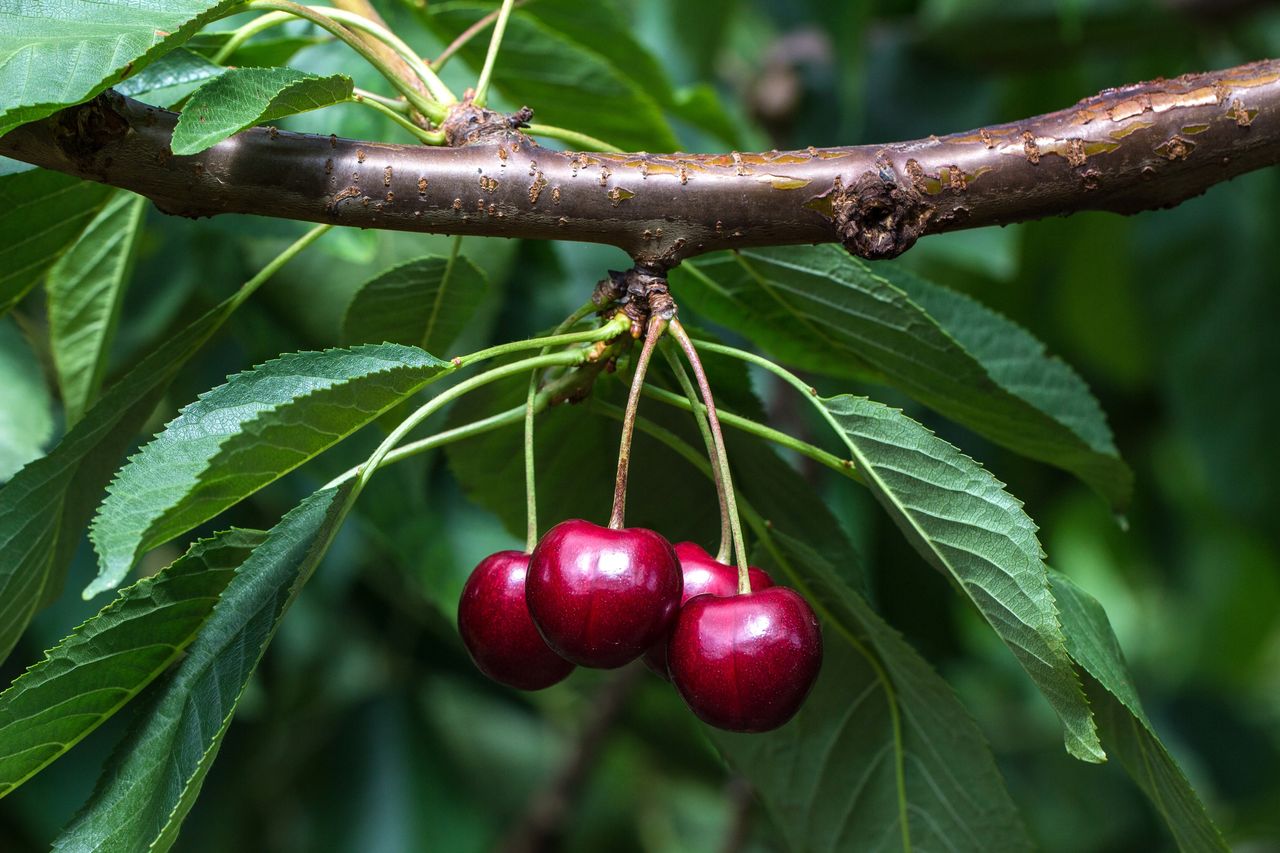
[89,344,449,597]
[889,265,1130,504]
[341,254,488,352]
[821,395,1103,762]
[425,1,679,151]
[170,67,353,156]
[0,318,54,482]
[672,246,1131,510]
[55,485,352,853]
[0,0,241,137]
[0,169,114,315]
[0,529,261,799]
[47,193,147,427]
[1050,570,1229,851]
[0,227,321,665]
[712,531,1032,852]
[115,47,227,109]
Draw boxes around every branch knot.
[833,169,934,260]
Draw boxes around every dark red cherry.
[667,587,823,732]
[457,550,574,690]
[526,519,682,668]
[641,541,774,677]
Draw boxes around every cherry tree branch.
[2,59,1277,267]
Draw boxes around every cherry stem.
[659,343,732,564]
[668,319,750,594]
[608,314,668,530]
[525,300,600,553]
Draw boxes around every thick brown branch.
[2,59,1277,266]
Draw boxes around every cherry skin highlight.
[641,541,774,677]
[525,519,682,668]
[457,550,575,691]
[667,587,823,732]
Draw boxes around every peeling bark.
[2,59,1278,267]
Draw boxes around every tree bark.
[2,59,1277,268]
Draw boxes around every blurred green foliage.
[1,0,1278,850]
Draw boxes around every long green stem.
[353,88,410,111]
[640,385,856,480]
[350,94,444,143]
[525,300,600,552]
[459,313,628,367]
[686,338,857,477]
[524,123,622,153]
[212,10,297,64]
[326,401,525,490]
[432,0,529,71]
[608,316,667,530]
[231,224,330,309]
[660,344,731,563]
[243,1,448,120]
[313,5,456,105]
[353,350,582,496]
[472,0,516,108]
[669,319,749,592]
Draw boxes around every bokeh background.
[1,0,1278,850]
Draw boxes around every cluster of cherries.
[457,518,823,733]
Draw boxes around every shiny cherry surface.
[457,550,574,690]
[526,519,682,668]
[667,587,823,732]
[642,542,773,677]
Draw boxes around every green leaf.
[889,265,1130,506]
[672,246,1131,510]
[821,395,1103,762]
[0,529,260,799]
[1050,570,1229,851]
[0,227,322,665]
[115,47,227,109]
[47,193,147,427]
[170,67,354,156]
[88,344,450,597]
[0,296,238,664]
[712,531,1032,852]
[0,0,241,137]
[0,170,114,315]
[0,319,55,482]
[54,485,352,853]
[341,254,488,352]
[425,1,679,151]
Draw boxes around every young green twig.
[472,0,516,108]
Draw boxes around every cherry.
[641,541,774,677]
[457,550,574,691]
[526,519,682,668]
[667,587,823,732]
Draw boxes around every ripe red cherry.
[667,587,823,732]
[457,550,574,690]
[526,519,682,668]
[641,542,774,677]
